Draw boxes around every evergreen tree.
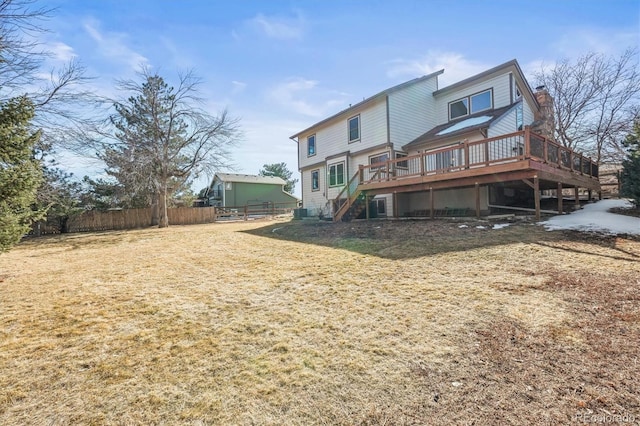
[620,121,640,207]
[259,162,298,194]
[0,97,43,251]
[102,70,239,227]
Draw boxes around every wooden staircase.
[333,168,377,222]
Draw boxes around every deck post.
[534,176,540,221]
[429,187,434,219]
[574,186,580,210]
[524,126,531,158]
[393,192,398,218]
[365,194,370,220]
[475,182,480,218]
[464,141,470,169]
[358,165,364,183]
[588,189,593,201]
[557,182,563,214]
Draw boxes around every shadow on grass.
[242,218,640,261]
[19,228,152,251]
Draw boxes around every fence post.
[244,205,248,221]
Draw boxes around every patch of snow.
[475,226,486,229]
[542,199,640,235]
[492,223,510,230]
[436,116,492,136]
[458,224,468,228]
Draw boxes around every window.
[470,90,492,113]
[449,98,469,120]
[348,115,360,142]
[395,152,408,169]
[515,103,523,131]
[369,152,389,169]
[307,134,316,156]
[311,170,319,191]
[426,149,464,171]
[448,89,493,121]
[514,84,522,101]
[328,162,345,187]
[372,198,386,216]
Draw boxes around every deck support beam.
[557,182,563,214]
[534,176,540,221]
[393,192,398,218]
[365,194,370,219]
[475,182,480,218]
[429,187,434,219]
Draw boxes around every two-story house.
[290,60,600,221]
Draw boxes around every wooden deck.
[333,128,600,221]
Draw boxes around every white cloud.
[550,28,638,59]
[386,51,492,87]
[82,17,149,71]
[48,41,76,62]
[231,80,247,94]
[248,12,305,40]
[268,77,348,118]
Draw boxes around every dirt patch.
[610,205,640,218]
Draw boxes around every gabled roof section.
[433,59,539,112]
[289,69,444,140]
[215,173,286,185]
[403,103,516,150]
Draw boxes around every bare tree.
[0,0,97,152]
[534,48,640,163]
[100,68,240,227]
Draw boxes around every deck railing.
[359,128,598,185]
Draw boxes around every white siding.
[301,166,328,217]
[435,73,512,125]
[488,107,517,138]
[523,99,534,126]
[388,77,438,150]
[297,98,387,170]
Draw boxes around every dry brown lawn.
[0,217,638,425]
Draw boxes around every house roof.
[402,103,516,150]
[214,173,287,185]
[289,69,445,140]
[433,59,539,111]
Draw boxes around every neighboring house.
[290,59,600,221]
[206,173,299,210]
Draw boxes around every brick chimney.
[530,85,555,140]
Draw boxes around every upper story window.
[307,134,316,156]
[395,152,408,169]
[369,152,389,169]
[328,162,345,187]
[516,103,523,131]
[348,115,360,142]
[311,169,319,191]
[449,89,493,121]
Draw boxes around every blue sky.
[39,0,639,196]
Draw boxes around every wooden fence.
[30,202,296,236]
